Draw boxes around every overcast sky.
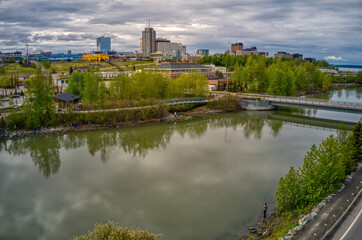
[0,0,361,64]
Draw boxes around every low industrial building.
[35,53,82,62]
[0,51,22,61]
[82,54,109,61]
[208,78,234,90]
[150,62,216,79]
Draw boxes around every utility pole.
[26,44,29,65]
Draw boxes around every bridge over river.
[236,93,362,114]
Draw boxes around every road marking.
[339,206,362,240]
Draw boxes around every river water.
[0,88,361,240]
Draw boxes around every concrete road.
[330,197,362,240]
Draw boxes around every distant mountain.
[332,64,362,68]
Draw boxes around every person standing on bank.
[263,202,268,218]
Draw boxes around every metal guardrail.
[317,180,362,240]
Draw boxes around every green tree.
[350,121,362,165]
[66,71,85,96]
[356,71,362,83]
[82,73,100,103]
[24,69,55,127]
[40,60,51,69]
[322,73,333,91]
[275,167,303,212]
[294,66,308,92]
[299,135,345,204]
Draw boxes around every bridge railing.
[263,97,362,110]
[241,93,362,107]
[162,97,209,106]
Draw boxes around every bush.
[72,221,161,240]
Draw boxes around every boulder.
[324,195,333,203]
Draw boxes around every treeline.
[275,122,362,212]
[198,54,331,70]
[200,54,361,95]
[66,70,209,108]
[5,69,209,129]
[232,57,334,95]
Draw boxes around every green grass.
[0,63,37,76]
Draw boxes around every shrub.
[72,221,162,240]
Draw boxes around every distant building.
[35,53,82,62]
[231,42,244,54]
[182,54,203,63]
[155,38,184,60]
[182,46,187,55]
[0,51,22,61]
[304,58,315,62]
[293,53,303,59]
[82,54,109,61]
[142,27,156,58]
[97,36,111,52]
[196,49,209,55]
[274,52,293,59]
[151,62,216,79]
[235,46,268,56]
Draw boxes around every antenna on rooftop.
[148,18,151,28]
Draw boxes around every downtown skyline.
[0,0,361,64]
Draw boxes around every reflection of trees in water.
[0,112,285,176]
[3,136,61,178]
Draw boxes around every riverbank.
[242,164,362,240]
[0,95,243,140]
[0,106,239,140]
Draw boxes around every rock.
[336,183,345,193]
[284,235,293,240]
[324,195,333,203]
[262,230,270,237]
[357,163,362,171]
[311,211,318,218]
[305,214,313,224]
[294,225,303,232]
[288,230,296,236]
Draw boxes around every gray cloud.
[0,0,361,63]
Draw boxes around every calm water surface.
[0,88,361,240]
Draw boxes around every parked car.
[2,97,10,101]
[12,94,20,98]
